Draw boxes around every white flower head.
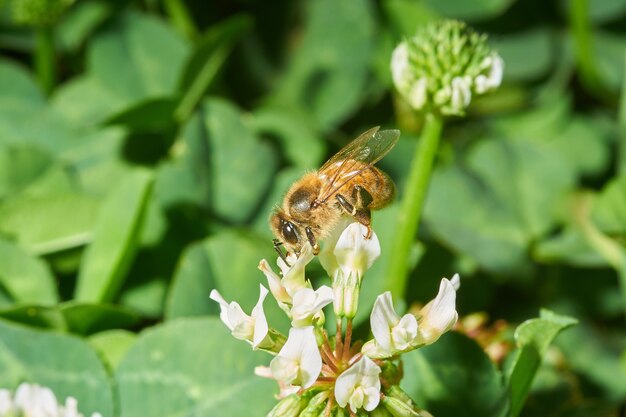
[210,284,270,349]
[362,291,418,358]
[415,274,460,345]
[290,286,334,327]
[335,356,382,413]
[270,326,322,389]
[14,383,59,416]
[0,389,13,415]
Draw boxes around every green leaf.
[0,318,114,416]
[165,230,288,329]
[175,14,252,121]
[0,237,58,304]
[60,302,140,336]
[592,175,626,234]
[75,169,153,302]
[53,11,190,126]
[0,58,44,109]
[506,309,577,417]
[105,97,178,133]
[402,332,508,417]
[270,0,375,129]
[424,127,578,274]
[55,0,112,52]
[252,105,325,169]
[88,329,136,371]
[0,144,53,199]
[493,28,555,82]
[0,193,100,255]
[116,317,277,417]
[422,0,515,21]
[164,98,277,222]
[0,305,66,330]
[89,12,190,103]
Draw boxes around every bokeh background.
[0,0,625,416]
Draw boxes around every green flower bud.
[267,394,308,417]
[385,386,413,404]
[300,390,330,417]
[382,396,421,417]
[370,406,394,416]
[391,20,503,116]
[10,0,74,26]
[332,407,348,417]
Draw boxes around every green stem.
[386,113,443,299]
[34,27,55,95]
[618,51,626,176]
[569,0,608,97]
[163,0,198,41]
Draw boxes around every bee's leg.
[273,238,290,265]
[305,227,320,255]
[336,192,372,239]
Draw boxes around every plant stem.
[163,0,198,41]
[618,51,626,176]
[569,0,609,98]
[386,113,443,299]
[34,27,55,95]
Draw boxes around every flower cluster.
[211,222,460,416]
[391,20,503,116]
[0,383,102,417]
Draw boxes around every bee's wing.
[317,127,400,204]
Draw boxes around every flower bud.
[391,20,503,116]
[382,395,421,417]
[370,406,394,416]
[300,390,330,417]
[267,394,308,417]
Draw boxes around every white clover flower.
[14,382,59,416]
[269,326,322,389]
[210,284,270,349]
[363,291,418,358]
[0,389,13,415]
[415,274,460,345]
[363,274,460,359]
[334,356,382,413]
[258,259,292,314]
[2,383,102,417]
[290,286,334,327]
[319,222,381,318]
[391,20,504,116]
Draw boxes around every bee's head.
[270,210,303,254]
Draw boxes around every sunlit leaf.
[116,317,277,417]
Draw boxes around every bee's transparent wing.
[317,127,400,204]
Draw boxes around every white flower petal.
[279,243,314,297]
[335,356,381,413]
[258,259,291,309]
[334,223,380,279]
[251,284,270,348]
[391,42,410,91]
[290,286,334,327]
[370,292,400,352]
[270,326,321,389]
[0,389,13,414]
[392,313,419,350]
[407,78,428,110]
[416,276,459,345]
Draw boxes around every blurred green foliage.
[0,0,624,416]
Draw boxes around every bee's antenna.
[273,239,290,265]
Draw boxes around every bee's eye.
[281,220,299,244]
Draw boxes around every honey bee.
[271,126,400,259]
